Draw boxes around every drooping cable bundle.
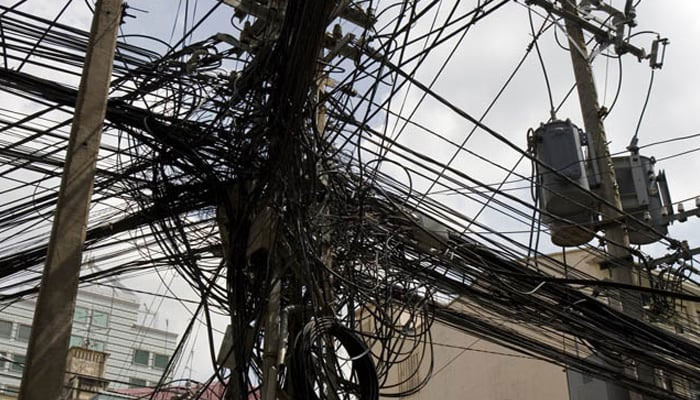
[291,317,379,400]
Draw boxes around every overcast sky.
[2,0,700,384]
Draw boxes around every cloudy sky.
[1,0,699,385]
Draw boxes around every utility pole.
[216,1,338,399]
[561,1,634,288]
[18,1,122,399]
[560,1,653,399]
[256,208,281,400]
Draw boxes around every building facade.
[0,284,178,398]
[383,249,700,400]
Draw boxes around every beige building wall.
[380,249,700,399]
[392,326,570,400]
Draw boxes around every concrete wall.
[380,249,700,400]
[383,314,570,400]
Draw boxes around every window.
[0,351,6,370]
[74,307,88,324]
[69,335,83,348]
[690,381,700,400]
[88,340,105,352]
[400,324,416,335]
[133,349,149,366]
[92,310,109,328]
[129,377,147,388]
[665,377,675,392]
[11,354,25,373]
[675,323,685,334]
[5,386,19,396]
[0,320,11,339]
[16,324,31,342]
[153,354,169,369]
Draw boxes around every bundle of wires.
[1,1,700,399]
[291,317,379,400]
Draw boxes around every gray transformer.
[612,154,672,244]
[534,120,597,246]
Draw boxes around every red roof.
[117,382,258,400]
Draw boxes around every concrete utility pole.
[18,1,122,399]
[560,1,652,399]
[560,2,634,286]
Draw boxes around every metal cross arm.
[525,0,647,60]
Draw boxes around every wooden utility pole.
[18,1,122,399]
[561,1,652,399]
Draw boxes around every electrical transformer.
[612,153,672,244]
[533,120,598,246]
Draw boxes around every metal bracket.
[599,254,635,270]
[628,154,649,206]
[526,0,650,61]
[656,170,674,222]
[582,129,601,188]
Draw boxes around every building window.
[129,377,147,388]
[69,335,83,348]
[400,323,416,335]
[16,324,31,342]
[11,354,25,373]
[153,354,169,369]
[92,310,109,328]
[0,351,6,370]
[665,377,675,392]
[74,307,88,324]
[5,386,19,396]
[89,340,106,352]
[675,323,685,334]
[0,320,11,339]
[690,381,700,400]
[133,349,149,366]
